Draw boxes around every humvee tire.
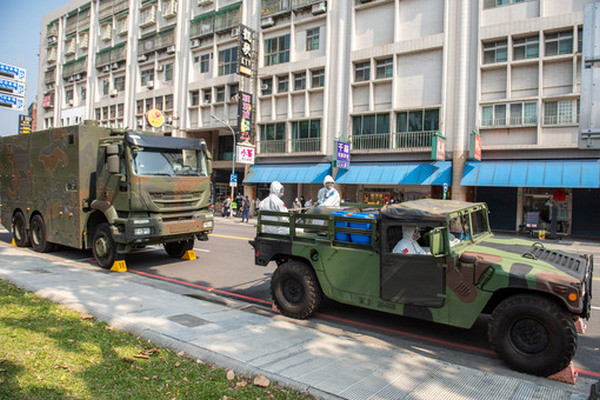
[29,214,55,253]
[164,239,194,258]
[12,212,30,247]
[93,223,118,269]
[271,260,323,319]
[488,294,577,376]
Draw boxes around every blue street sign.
[0,93,24,111]
[0,79,25,96]
[0,62,26,83]
[229,173,238,187]
[443,182,449,192]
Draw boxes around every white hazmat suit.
[393,226,428,255]
[261,181,289,234]
[317,175,340,207]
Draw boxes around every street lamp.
[211,113,236,200]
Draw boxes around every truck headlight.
[134,227,151,236]
[204,221,213,229]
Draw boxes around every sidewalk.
[0,242,596,399]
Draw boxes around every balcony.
[257,137,321,154]
[349,131,435,153]
[261,0,291,17]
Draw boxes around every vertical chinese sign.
[334,140,350,169]
[237,91,252,142]
[431,131,446,161]
[469,130,482,161]
[236,24,256,144]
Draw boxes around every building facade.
[38,0,600,237]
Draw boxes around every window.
[545,30,573,56]
[578,26,583,53]
[200,53,211,73]
[229,83,238,100]
[141,69,154,86]
[190,90,199,106]
[483,40,508,64]
[114,75,125,91]
[513,35,539,60]
[481,104,506,126]
[264,34,290,66]
[102,79,110,96]
[165,63,174,81]
[80,86,86,101]
[352,113,390,149]
[277,75,289,93]
[137,100,144,114]
[65,88,74,104]
[259,123,286,153]
[544,100,574,125]
[155,96,163,110]
[202,88,211,104]
[291,119,320,152]
[218,47,237,75]
[261,77,272,95]
[355,61,370,82]
[306,28,319,51]
[509,102,537,125]
[116,16,128,35]
[376,58,393,79]
[294,72,306,91]
[483,0,528,9]
[311,69,324,88]
[165,94,173,110]
[396,109,439,132]
[215,86,225,102]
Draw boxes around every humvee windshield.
[448,208,490,247]
[131,148,209,177]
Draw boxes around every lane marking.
[594,277,600,281]
[193,248,210,253]
[591,306,600,311]
[209,233,253,241]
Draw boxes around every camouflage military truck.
[0,121,214,268]
[250,199,593,376]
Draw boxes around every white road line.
[592,306,600,311]
[193,248,210,253]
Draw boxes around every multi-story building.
[38,0,600,237]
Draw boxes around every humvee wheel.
[93,223,119,269]
[29,214,54,253]
[164,239,194,258]
[488,294,577,376]
[271,261,323,319]
[12,212,30,247]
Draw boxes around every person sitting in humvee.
[392,226,430,255]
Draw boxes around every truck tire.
[12,212,30,247]
[163,239,194,258]
[29,214,54,253]
[488,294,577,376]
[92,223,119,269]
[271,261,323,319]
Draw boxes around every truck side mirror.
[429,227,448,257]
[106,145,120,174]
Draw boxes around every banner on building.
[468,130,482,161]
[431,131,446,161]
[237,91,252,142]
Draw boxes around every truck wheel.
[271,261,323,319]
[488,294,577,376]
[29,214,54,253]
[12,212,30,247]
[163,239,194,258]
[93,223,118,269]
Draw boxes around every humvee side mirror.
[429,227,448,257]
[106,144,120,174]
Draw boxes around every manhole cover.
[167,313,211,327]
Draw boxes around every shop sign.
[146,109,164,127]
[237,91,252,142]
[334,139,350,169]
[236,144,255,164]
[0,62,26,83]
[237,24,255,78]
[469,130,482,161]
[0,93,24,111]
[431,131,446,161]
[18,114,32,134]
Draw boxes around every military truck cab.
[250,199,593,376]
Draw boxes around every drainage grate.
[167,313,211,328]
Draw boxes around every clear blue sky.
[0,0,70,136]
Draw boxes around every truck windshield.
[131,148,208,177]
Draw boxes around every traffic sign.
[0,62,26,83]
[0,93,24,111]
[229,173,238,187]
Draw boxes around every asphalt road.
[1,220,599,380]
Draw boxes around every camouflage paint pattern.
[0,121,213,254]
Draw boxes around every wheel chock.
[181,250,196,260]
[575,318,587,334]
[110,260,127,272]
[11,239,16,246]
[547,362,578,384]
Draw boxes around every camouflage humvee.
[0,121,214,268]
[250,199,593,376]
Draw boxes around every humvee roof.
[381,199,486,221]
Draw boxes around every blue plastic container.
[350,213,376,244]
[331,211,352,242]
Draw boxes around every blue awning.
[243,163,331,184]
[461,160,600,188]
[335,161,452,185]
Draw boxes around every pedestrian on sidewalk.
[223,196,232,218]
[241,196,250,223]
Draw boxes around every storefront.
[462,159,600,238]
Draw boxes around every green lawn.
[0,279,313,400]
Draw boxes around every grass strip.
[0,279,313,400]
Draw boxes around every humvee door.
[380,221,447,308]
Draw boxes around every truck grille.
[149,192,201,210]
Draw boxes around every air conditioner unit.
[230,27,239,38]
[156,65,164,72]
[138,54,148,62]
[312,1,326,15]
[74,73,82,81]
[102,65,110,73]
[163,1,177,18]
[190,38,200,48]
[68,75,75,82]
[198,0,213,5]
[68,100,74,106]
[166,45,176,54]
[111,62,120,70]
[110,89,119,97]
[146,80,154,88]
[261,17,275,28]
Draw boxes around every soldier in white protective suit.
[393,226,428,255]
[317,175,340,207]
[261,181,289,234]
